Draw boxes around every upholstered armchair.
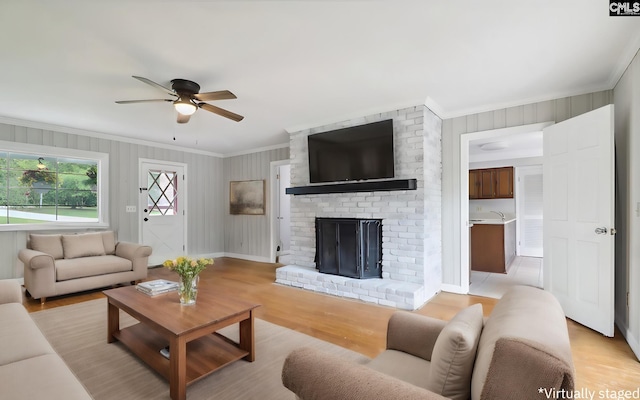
[282,305,484,400]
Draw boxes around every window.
[0,141,109,230]
[147,169,178,216]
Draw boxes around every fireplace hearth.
[315,218,382,279]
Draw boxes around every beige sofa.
[18,231,152,304]
[282,285,574,400]
[0,279,92,399]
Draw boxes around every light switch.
[126,205,136,213]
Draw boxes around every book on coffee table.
[136,279,179,296]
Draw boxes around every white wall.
[441,90,613,288]
[222,147,289,262]
[613,49,640,360]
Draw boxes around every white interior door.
[517,165,544,257]
[278,164,291,254]
[543,104,615,337]
[139,160,186,266]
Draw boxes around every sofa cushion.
[101,231,116,255]
[427,303,483,400]
[0,303,55,366]
[56,255,132,281]
[367,349,432,389]
[0,280,22,305]
[0,354,93,400]
[29,234,63,260]
[62,233,106,259]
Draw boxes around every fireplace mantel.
[285,178,417,196]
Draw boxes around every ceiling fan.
[116,76,244,124]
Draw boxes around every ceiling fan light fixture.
[174,97,197,116]
[479,141,509,151]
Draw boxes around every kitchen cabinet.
[470,220,516,273]
[468,167,514,199]
[479,169,495,198]
[494,167,514,198]
[469,170,480,199]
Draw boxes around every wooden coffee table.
[103,285,260,400]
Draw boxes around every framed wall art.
[229,180,265,215]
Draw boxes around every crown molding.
[0,115,225,158]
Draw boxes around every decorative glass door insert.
[147,169,178,216]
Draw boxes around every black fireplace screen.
[315,218,382,279]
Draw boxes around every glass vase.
[178,275,199,305]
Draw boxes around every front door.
[139,160,186,266]
[543,104,615,337]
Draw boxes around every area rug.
[31,299,370,400]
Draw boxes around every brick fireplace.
[275,105,442,310]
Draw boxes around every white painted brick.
[378,299,397,308]
[352,287,369,295]
[342,292,359,300]
[285,104,441,311]
[359,294,379,303]
[368,290,387,299]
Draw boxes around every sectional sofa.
[0,279,92,399]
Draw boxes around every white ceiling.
[469,131,543,163]
[1,1,639,156]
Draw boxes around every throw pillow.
[427,303,484,400]
[101,231,117,255]
[62,232,106,259]
[29,234,64,260]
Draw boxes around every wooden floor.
[24,257,640,394]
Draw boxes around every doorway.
[461,122,551,295]
[270,160,291,263]
[139,159,187,266]
[516,165,543,257]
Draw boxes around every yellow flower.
[162,256,213,279]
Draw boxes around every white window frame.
[0,140,109,231]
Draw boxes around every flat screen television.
[308,119,394,184]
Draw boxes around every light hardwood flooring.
[23,257,640,395]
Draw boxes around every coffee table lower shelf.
[113,323,249,385]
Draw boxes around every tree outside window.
[1,153,100,224]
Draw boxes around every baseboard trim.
[221,252,272,263]
[615,315,640,361]
[440,283,467,294]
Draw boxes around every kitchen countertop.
[469,218,516,225]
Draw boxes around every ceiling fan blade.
[198,103,244,122]
[177,113,192,124]
[193,90,237,102]
[115,99,173,104]
[132,76,177,97]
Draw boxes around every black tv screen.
[308,119,394,184]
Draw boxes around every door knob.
[595,227,608,235]
[143,217,148,222]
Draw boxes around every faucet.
[490,211,505,221]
